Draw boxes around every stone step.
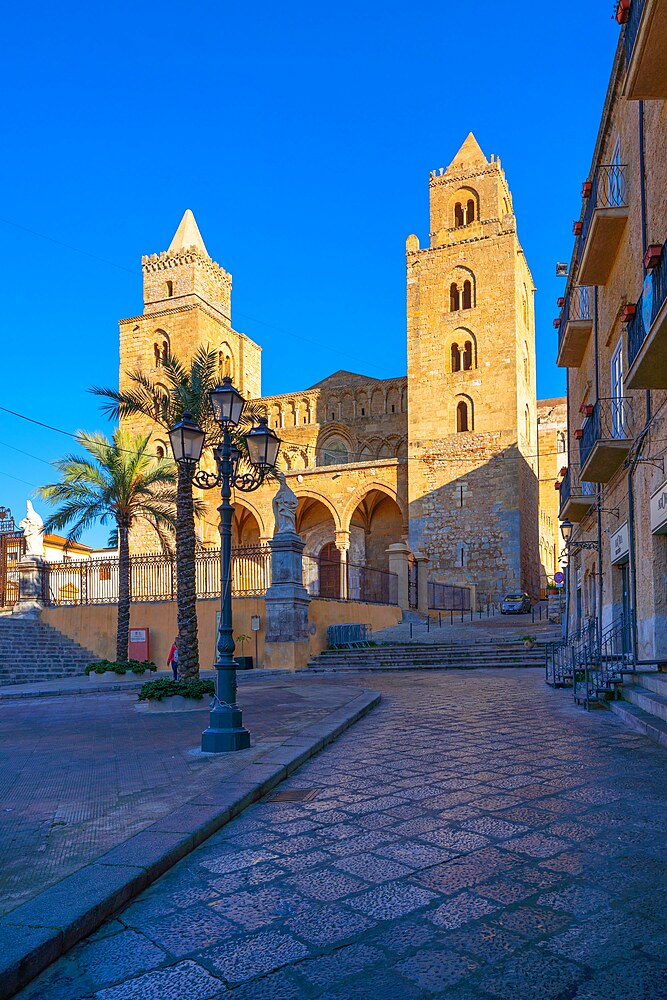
[0,617,98,685]
[621,684,667,724]
[608,699,667,749]
[624,671,667,698]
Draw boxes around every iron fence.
[302,555,398,605]
[579,396,634,470]
[0,531,24,607]
[427,581,471,611]
[623,0,645,66]
[545,619,596,688]
[42,545,271,606]
[628,242,667,367]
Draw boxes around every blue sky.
[0,1,619,545]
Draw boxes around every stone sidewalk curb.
[0,688,380,999]
[0,668,298,701]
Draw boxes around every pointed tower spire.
[448,132,487,171]
[168,209,209,256]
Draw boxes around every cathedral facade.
[120,135,560,604]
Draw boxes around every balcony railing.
[581,164,628,244]
[577,165,629,286]
[559,467,596,520]
[579,397,634,480]
[624,0,646,63]
[557,286,593,367]
[627,242,667,387]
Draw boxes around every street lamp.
[170,379,281,753]
[560,518,573,545]
[559,518,573,641]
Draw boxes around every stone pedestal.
[386,542,411,611]
[264,531,311,670]
[13,557,46,618]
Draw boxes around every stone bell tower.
[406,134,539,602]
[118,210,263,552]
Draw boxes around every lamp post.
[560,518,573,640]
[169,380,280,753]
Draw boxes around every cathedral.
[120,134,563,604]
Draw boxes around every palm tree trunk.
[116,523,131,662]
[176,464,200,679]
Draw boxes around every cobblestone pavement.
[372,609,558,644]
[0,678,365,917]
[20,669,667,1000]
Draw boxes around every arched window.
[451,342,461,372]
[523,342,530,383]
[557,431,566,454]
[462,341,473,371]
[155,444,165,460]
[462,280,472,310]
[457,542,468,568]
[166,280,173,297]
[456,400,470,433]
[450,283,460,312]
[320,437,348,466]
[525,405,531,443]
[454,203,464,227]
[154,333,169,367]
[154,343,161,367]
[466,199,475,224]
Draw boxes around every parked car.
[501,592,532,614]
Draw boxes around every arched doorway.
[349,490,404,572]
[318,542,340,599]
[232,505,261,547]
[295,495,338,597]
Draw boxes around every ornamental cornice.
[119,297,233,327]
[141,247,231,285]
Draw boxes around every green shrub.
[137,677,215,702]
[86,659,157,676]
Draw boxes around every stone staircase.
[307,638,546,672]
[0,617,98,686]
[609,670,667,748]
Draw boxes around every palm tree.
[39,430,177,663]
[91,346,264,680]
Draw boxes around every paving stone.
[195,929,309,984]
[428,891,500,929]
[394,948,481,991]
[94,960,224,999]
[285,901,376,947]
[291,942,385,987]
[536,884,612,917]
[572,956,667,999]
[493,905,572,939]
[333,851,412,883]
[345,880,436,920]
[474,948,582,999]
[285,869,366,900]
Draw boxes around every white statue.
[20,500,45,558]
[272,472,298,534]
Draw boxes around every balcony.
[579,397,634,482]
[556,286,593,368]
[627,242,667,388]
[577,165,629,286]
[624,0,667,100]
[559,466,596,522]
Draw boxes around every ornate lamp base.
[201,701,250,753]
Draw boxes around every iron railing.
[427,581,472,611]
[559,286,592,351]
[573,613,634,709]
[628,242,667,367]
[558,466,596,516]
[580,164,629,249]
[545,619,596,688]
[302,555,398,605]
[327,623,373,648]
[42,545,271,607]
[624,0,646,66]
[579,397,634,470]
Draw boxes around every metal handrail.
[624,0,646,65]
[573,612,634,709]
[628,243,667,367]
[559,286,592,353]
[580,397,634,470]
[546,619,596,688]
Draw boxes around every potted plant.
[86,659,157,682]
[621,302,637,322]
[135,677,215,712]
[234,634,253,670]
[574,428,584,440]
[573,221,583,236]
[553,318,561,329]
[521,635,537,650]
[582,181,593,198]
[557,297,565,308]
